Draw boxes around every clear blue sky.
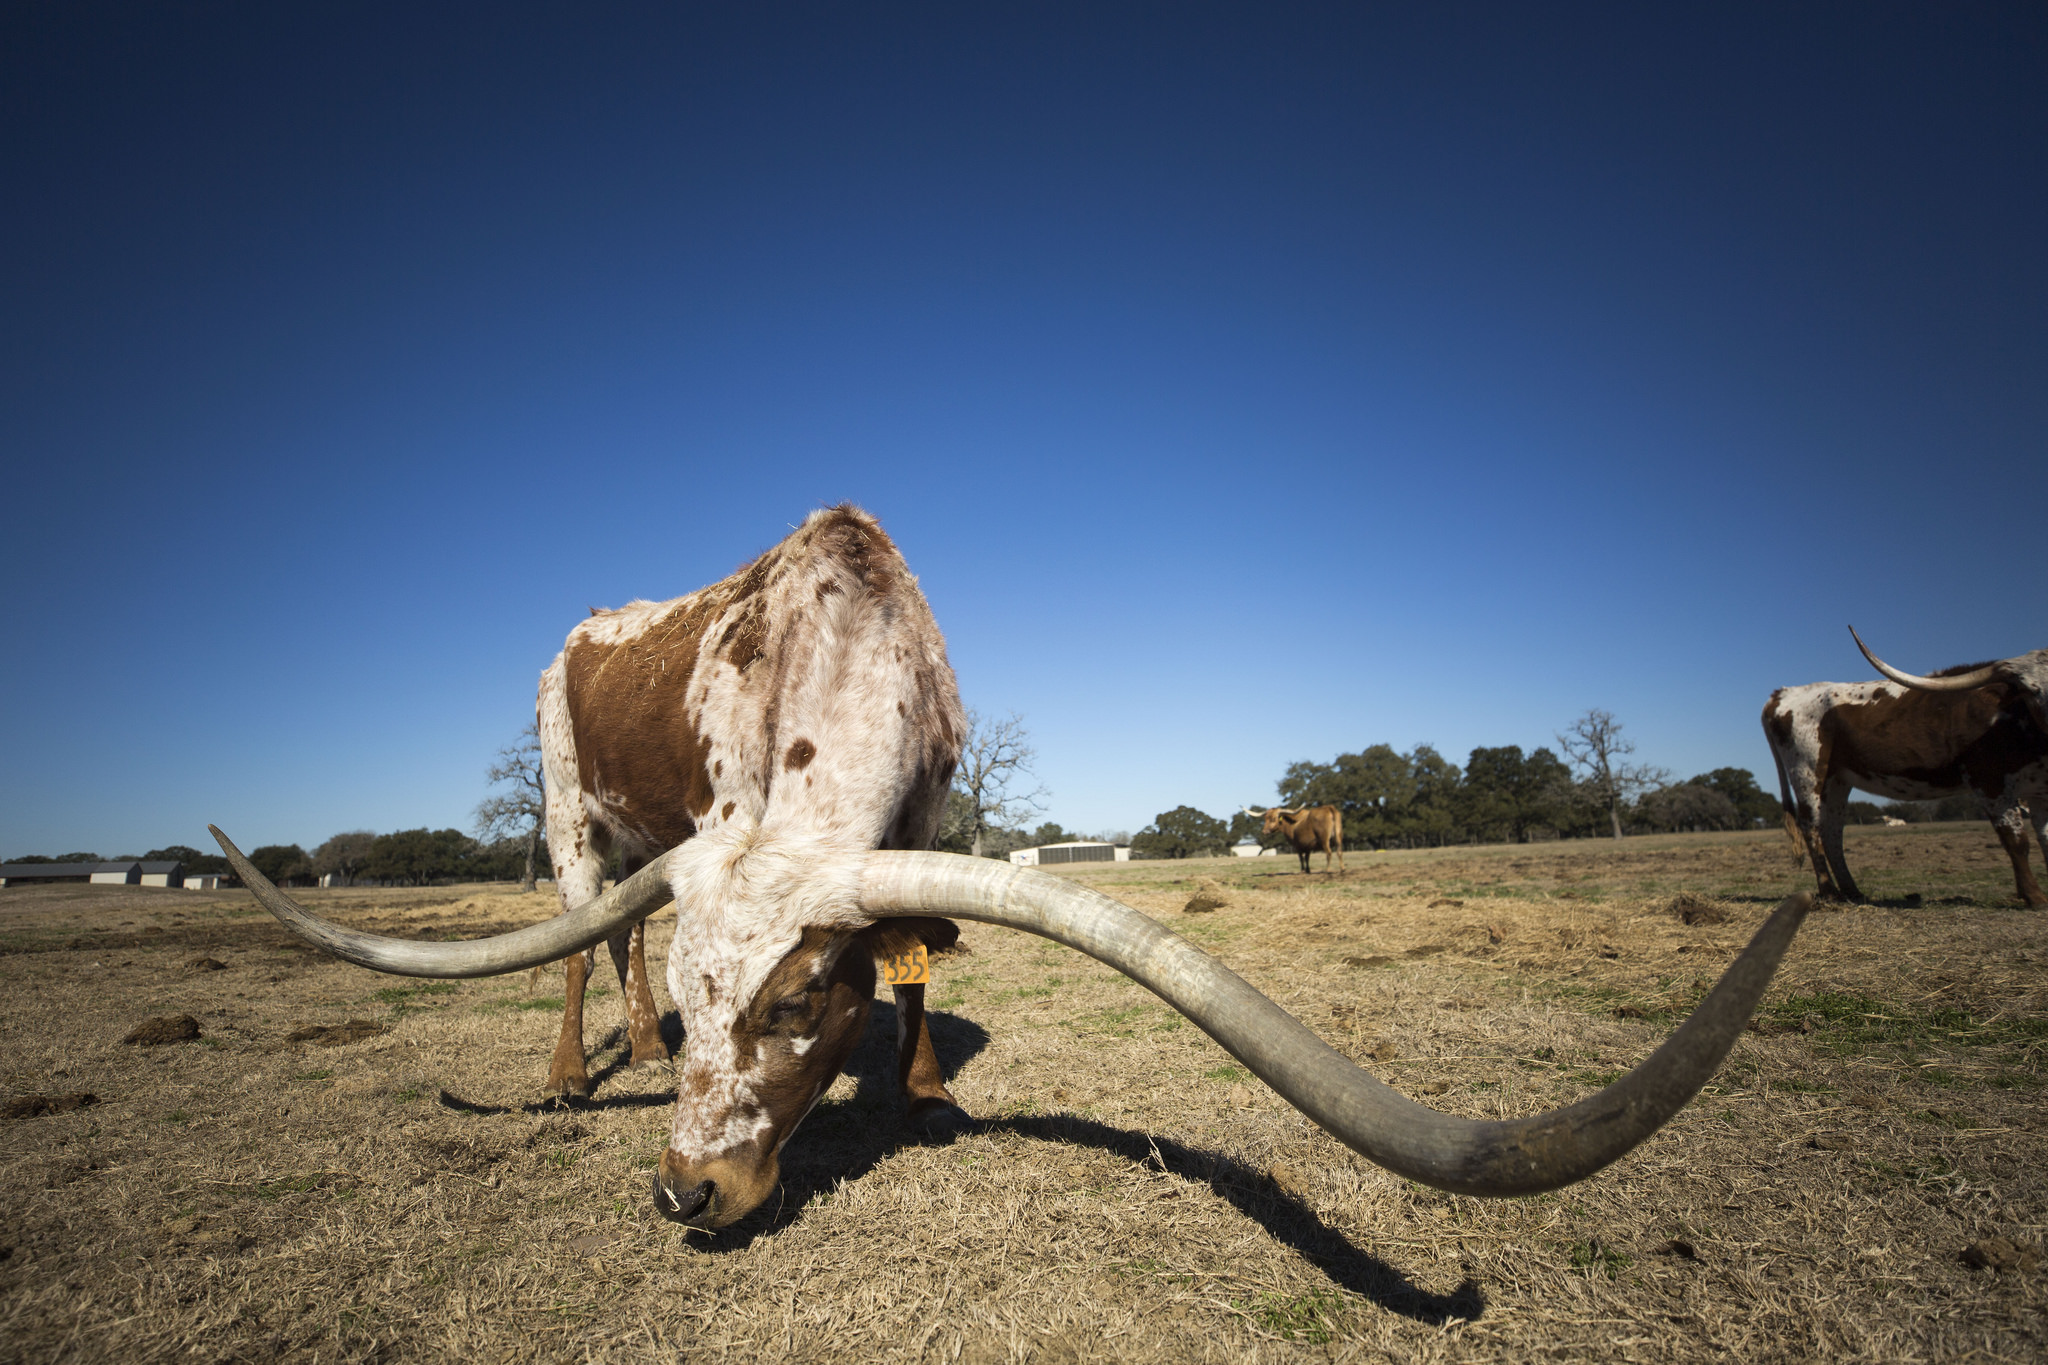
[4,3,2042,857]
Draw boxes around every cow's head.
[652,917,955,1229]
[1258,806,1298,837]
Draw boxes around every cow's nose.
[652,1171,714,1226]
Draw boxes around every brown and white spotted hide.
[1762,649,2048,905]
[1262,805,1345,874]
[536,505,967,1229]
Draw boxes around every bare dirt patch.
[1,825,2043,1360]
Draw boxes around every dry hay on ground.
[1,824,2044,1362]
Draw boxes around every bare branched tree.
[1557,708,1668,841]
[475,720,547,891]
[311,831,378,887]
[949,709,1048,858]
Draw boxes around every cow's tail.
[1761,695,1805,868]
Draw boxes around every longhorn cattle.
[1762,628,2048,906]
[212,507,1821,1232]
[1251,804,1345,873]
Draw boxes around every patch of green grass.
[1986,1070,2043,1090]
[373,981,457,1005]
[294,1068,332,1082]
[542,1148,578,1170]
[164,1109,190,1124]
[1238,1290,1348,1344]
[1761,991,2048,1066]
[1073,1003,1180,1038]
[1205,1065,1250,1083]
[393,1087,421,1103]
[1569,1238,1634,1280]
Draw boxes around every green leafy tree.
[247,844,313,886]
[1687,768,1780,829]
[1638,783,1740,832]
[1460,746,1572,843]
[1130,806,1229,860]
[363,829,479,886]
[1406,744,1464,846]
[144,844,228,875]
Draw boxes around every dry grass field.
[3,823,2044,1363]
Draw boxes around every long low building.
[1008,842,1130,867]
[0,860,187,887]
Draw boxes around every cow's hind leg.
[605,919,671,1067]
[893,984,968,1133]
[1815,780,1863,902]
[2031,805,2048,907]
[1990,804,2048,907]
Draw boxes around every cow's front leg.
[892,984,967,1131]
[546,948,595,1098]
[607,921,672,1066]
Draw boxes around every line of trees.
[244,828,547,888]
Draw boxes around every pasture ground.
[2,823,2044,1362]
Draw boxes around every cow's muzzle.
[652,1170,715,1227]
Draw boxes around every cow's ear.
[855,917,963,962]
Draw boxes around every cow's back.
[542,506,963,858]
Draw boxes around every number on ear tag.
[881,943,930,987]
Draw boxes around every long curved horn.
[219,820,1806,1196]
[1849,626,2001,692]
[859,850,1811,1197]
[209,825,675,977]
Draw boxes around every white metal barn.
[1009,842,1130,867]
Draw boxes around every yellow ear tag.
[881,942,930,987]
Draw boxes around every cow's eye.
[767,993,813,1027]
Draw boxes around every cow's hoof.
[544,1076,593,1101]
[905,1099,975,1140]
[628,1044,672,1069]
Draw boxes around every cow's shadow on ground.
[437,1000,1479,1326]
[717,1006,1477,1327]
[973,1112,1484,1327]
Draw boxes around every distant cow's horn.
[859,851,1811,1197]
[1849,626,2002,692]
[209,826,675,977]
